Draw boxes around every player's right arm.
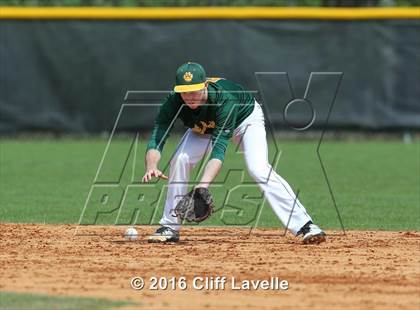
[143,149,167,182]
[142,94,181,182]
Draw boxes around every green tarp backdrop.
[1,19,419,133]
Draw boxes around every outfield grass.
[0,291,130,310]
[0,136,419,230]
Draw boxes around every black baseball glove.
[174,187,214,222]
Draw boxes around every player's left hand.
[174,187,214,222]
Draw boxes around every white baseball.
[124,227,138,241]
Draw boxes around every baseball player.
[142,62,326,244]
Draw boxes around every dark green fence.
[1,7,419,133]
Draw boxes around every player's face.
[180,87,207,109]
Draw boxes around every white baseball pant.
[159,100,313,235]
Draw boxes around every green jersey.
[146,78,255,162]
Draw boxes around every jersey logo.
[183,72,193,82]
[206,77,223,83]
[192,121,216,134]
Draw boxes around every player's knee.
[248,165,271,181]
[170,152,190,168]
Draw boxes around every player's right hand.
[142,169,168,182]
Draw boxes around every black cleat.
[148,226,180,243]
[297,221,327,245]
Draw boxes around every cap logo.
[183,72,193,82]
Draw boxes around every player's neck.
[202,88,208,104]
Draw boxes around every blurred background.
[0,0,419,133]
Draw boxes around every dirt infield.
[1,224,419,310]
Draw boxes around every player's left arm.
[195,101,237,189]
[195,158,222,189]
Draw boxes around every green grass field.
[1,136,419,230]
[0,292,130,310]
